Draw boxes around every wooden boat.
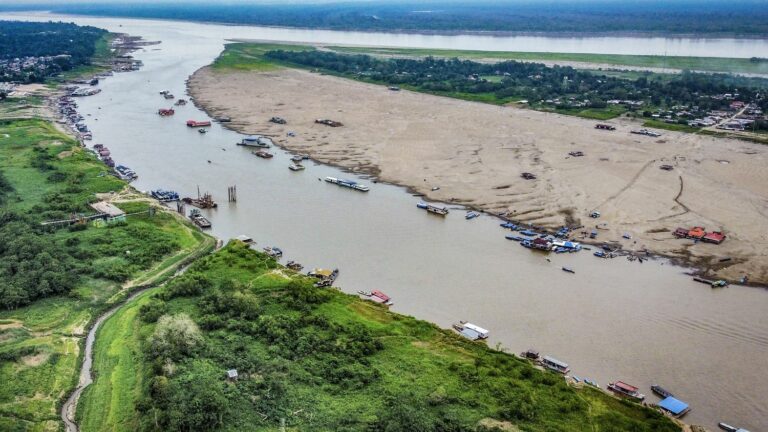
[562,266,575,274]
[286,261,303,271]
[157,108,175,116]
[198,128,207,134]
[651,385,673,398]
[607,381,645,401]
[186,120,211,127]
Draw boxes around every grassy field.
[0,111,212,431]
[211,42,311,72]
[328,46,768,76]
[54,33,117,84]
[94,241,679,431]
[642,119,702,133]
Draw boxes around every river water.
[5,13,768,431]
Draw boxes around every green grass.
[0,112,213,431]
[329,46,768,75]
[93,241,679,431]
[55,33,117,83]
[642,119,702,133]
[211,42,313,72]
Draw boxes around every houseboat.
[542,356,570,374]
[324,176,370,192]
[607,381,646,401]
[657,396,691,418]
[452,321,489,341]
[186,120,211,128]
[237,135,272,148]
[417,202,449,215]
[253,150,274,159]
[308,268,339,287]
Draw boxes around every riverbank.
[188,63,768,286]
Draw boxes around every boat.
[583,378,599,387]
[718,422,749,432]
[505,235,524,242]
[288,163,305,171]
[182,192,217,209]
[263,246,283,258]
[500,222,519,230]
[362,290,394,306]
[157,108,175,116]
[657,396,691,418]
[114,165,138,181]
[188,209,211,229]
[465,211,479,220]
[519,230,537,236]
[542,356,570,374]
[238,135,272,148]
[607,381,645,401]
[308,268,339,287]
[651,385,673,398]
[416,201,448,215]
[286,261,303,271]
[290,155,303,163]
[198,128,208,134]
[452,321,489,341]
[562,266,575,274]
[151,189,179,202]
[324,176,370,192]
[174,99,187,106]
[254,150,273,159]
[164,93,175,99]
[593,250,606,258]
[186,120,212,128]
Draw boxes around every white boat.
[288,163,305,171]
[324,176,369,192]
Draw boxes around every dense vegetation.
[0,21,107,82]
[0,105,212,430]
[4,0,768,36]
[81,240,678,431]
[264,48,768,119]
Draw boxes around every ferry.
[238,135,272,148]
[288,163,305,171]
[416,201,449,215]
[452,321,489,341]
[186,120,211,128]
[607,381,646,401]
[542,356,570,374]
[253,150,273,159]
[325,176,370,192]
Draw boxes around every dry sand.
[189,66,768,285]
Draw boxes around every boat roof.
[658,396,689,415]
[463,323,488,335]
[311,268,334,277]
[459,328,481,340]
[371,290,390,301]
[542,356,568,368]
[614,381,639,392]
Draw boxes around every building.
[226,369,238,380]
[89,201,126,223]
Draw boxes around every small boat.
[254,150,273,159]
[562,266,575,274]
[718,422,748,432]
[157,108,175,116]
[164,93,175,100]
[651,385,673,398]
[607,381,645,401]
[263,246,283,258]
[465,211,479,220]
[417,201,449,215]
[188,209,211,229]
[290,155,303,162]
[583,378,599,388]
[174,99,187,106]
[151,189,179,202]
[286,261,303,271]
[593,250,606,258]
[363,290,394,306]
[186,120,211,128]
[308,268,339,287]
[505,235,524,242]
[198,128,207,134]
[520,230,537,237]
[238,135,272,148]
[500,222,518,230]
[288,163,305,171]
[452,321,489,341]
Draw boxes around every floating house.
[657,396,691,417]
[542,356,570,374]
[702,231,726,244]
[688,226,706,239]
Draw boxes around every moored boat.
[263,246,283,258]
[416,201,448,215]
[651,384,673,398]
[562,266,575,274]
[158,108,175,116]
[452,321,489,341]
[288,163,305,171]
[286,261,303,271]
[718,422,749,432]
[198,128,208,134]
[308,268,339,287]
[325,176,370,192]
[151,189,179,202]
[254,150,273,159]
[186,120,211,128]
[542,356,570,374]
[607,381,645,401]
[465,211,479,220]
[238,135,272,148]
[188,209,211,229]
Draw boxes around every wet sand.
[188,66,768,285]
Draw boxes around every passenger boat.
[562,266,575,274]
[465,211,480,220]
[542,356,570,374]
[186,120,211,128]
[263,246,283,258]
[325,176,370,192]
[288,163,305,171]
[651,385,673,398]
[607,381,645,401]
[254,150,273,159]
[452,321,489,341]
[416,201,449,215]
[238,135,272,148]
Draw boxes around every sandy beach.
[188,66,768,285]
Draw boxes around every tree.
[148,313,204,360]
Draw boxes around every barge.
[325,176,370,192]
[188,209,211,229]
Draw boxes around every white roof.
[463,323,489,336]
[235,235,253,243]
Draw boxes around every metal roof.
[658,396,689,415]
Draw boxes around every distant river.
[4,12,768,431]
